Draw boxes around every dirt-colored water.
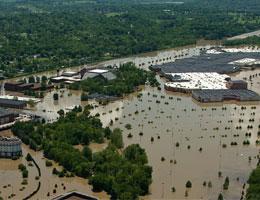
[0,130,109,200]
[1,49,260,200]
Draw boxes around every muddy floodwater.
[1,50,260,199]
[0,130,109,200]
[11,69,259,200]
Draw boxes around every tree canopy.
[0,0,260,77]
[11,106,152,199]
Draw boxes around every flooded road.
[4,43,216,83]
[227,29,260,40]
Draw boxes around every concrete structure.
[81,68,116,81]
[52,191,98,200]
[226,80,248,89]
[0,108,18,125]
[0,136,22,158]
[164,72,229,93]
[192,89,260,103]
[0,98,27,109]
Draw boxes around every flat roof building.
[0,136,22,158]
[5,82,34,92]
[164,72,229,93]
[192,89,260,103]
[0,108,18,126]
[0,98,27,109]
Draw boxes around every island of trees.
[11,106,152,199]
[69,63,159,97]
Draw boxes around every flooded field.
[0,45,260,199]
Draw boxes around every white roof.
[223,47,260,53]
[206,49,222,54]
[52,76,81,82]
[0,95,41,103]
[52,76,64,80]
[88,69,109,74]
[165,72,229,90]
[229,58,258,65]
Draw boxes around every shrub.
[53,93,59,100]
[45,160,53,167]
[186,181,192,188]
[22,169,28,178]
[26,153,33,162]
[18,164,26,171]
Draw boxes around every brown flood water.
[93,69,260,200]
[0,131,109,200]
[1,55,260,199]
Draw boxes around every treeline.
[0,0,260,77]
[11,106,152,199]
[70,63,159,97]
[224,36,260,47]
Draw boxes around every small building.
[5,82,34,92]
[0,136,22,158]
[81,69,116,81]
[52,191,98,200]
[226,80,248,89]
[0,98,27,109]
[4,82,54,92]
[0,108,18,125]
[5,82,23,91]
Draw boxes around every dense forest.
[11,106,152,199]
[0,0,260,77]
[70,63,159,97]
